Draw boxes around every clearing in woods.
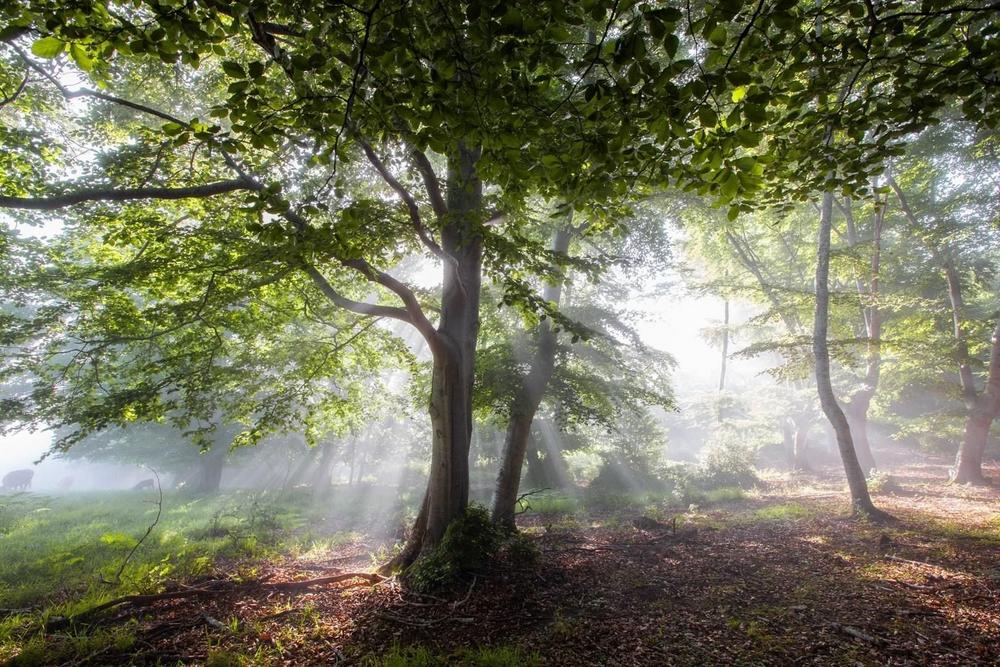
[3,454,998,666]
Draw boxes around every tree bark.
[719,298,730,392]
[839,195,883,473]
[887,173,988,481]
[491,226,572,527]
[844,399,876,473]
[953,320,1000,484]
[387,144,483,570]
[813,190,887,519]
[788,413,811,471]
[195,445,226,494]
[943,260,979,410]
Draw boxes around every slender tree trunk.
[348,439,357,485]
[388,144,483,570]
[719,298,729,392]
[782,418,795,465]
[787,413,811,471]
[953,321,1000,484]
[839,195,884,472]
[888,173,986,481]
[492,227,571,527]
[793,423,809,470]
[814,190,886,519]
[942,261,980,409]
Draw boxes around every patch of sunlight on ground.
[752,503,816,521]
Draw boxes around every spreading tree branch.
[302,265,412,323]
[355,135,454,266]
[0,180,253,210]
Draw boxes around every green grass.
[518,491,580,516]
[0,488,390,663]
[0,489,373,611]
[700,486,748,504]
[752,503,815,521]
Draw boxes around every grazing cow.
[2,469,34,491]
[58,476,75,490]
[132,478,154,491]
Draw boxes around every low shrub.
[404,505,503,593]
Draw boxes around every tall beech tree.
[884,121,1000,483]
[483,201,673,526]
[0,0,762,564]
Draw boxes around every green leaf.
[664,34,680,58]
[708,26,727,47]
[31,36,66,59]
[69,43,94,72]
[731,86,747,103]
[221,61,246,78]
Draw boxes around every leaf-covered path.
[19,459,1000,666]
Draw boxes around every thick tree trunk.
[953,321,1000,484]
[844,397,877,473]
[388,144,483,570]
[491,227,571,527]
[813,190,886,520]
[195,446,226,494]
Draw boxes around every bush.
[696,439,758,489]
[866,470,902,494]
[500,532,539,566]
[404,505,503,593]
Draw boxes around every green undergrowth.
[404,505,537,594]
[0,490,366,611]
[517,483,750,523]
[362,644,541,667]
[751,502,816,522]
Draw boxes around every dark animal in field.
[58,476,74,490]
[2,469,34,491]
[132,478,154,491]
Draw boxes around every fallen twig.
[103,467,163,586]
[884,555,942,570]
[829,622,882,644]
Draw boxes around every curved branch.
[341,258,443,350]
[0,180,253,210]
[356,135,454,266]
[409,147,447,218]
[303,264,412,323]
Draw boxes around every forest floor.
[3,454,999,666]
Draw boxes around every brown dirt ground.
[18,456,1000,666]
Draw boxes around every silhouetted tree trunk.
[492,227,572,527]
[390,144,483,569]
[195,445,226,494]
[954,321,1000,484]
[719,298,729,392]
[786,413,811,471]
[888,173,990,482]
[838,194,884,473]
[311,441,338,489]
[814,190,886,519]
[523,436,570,490]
